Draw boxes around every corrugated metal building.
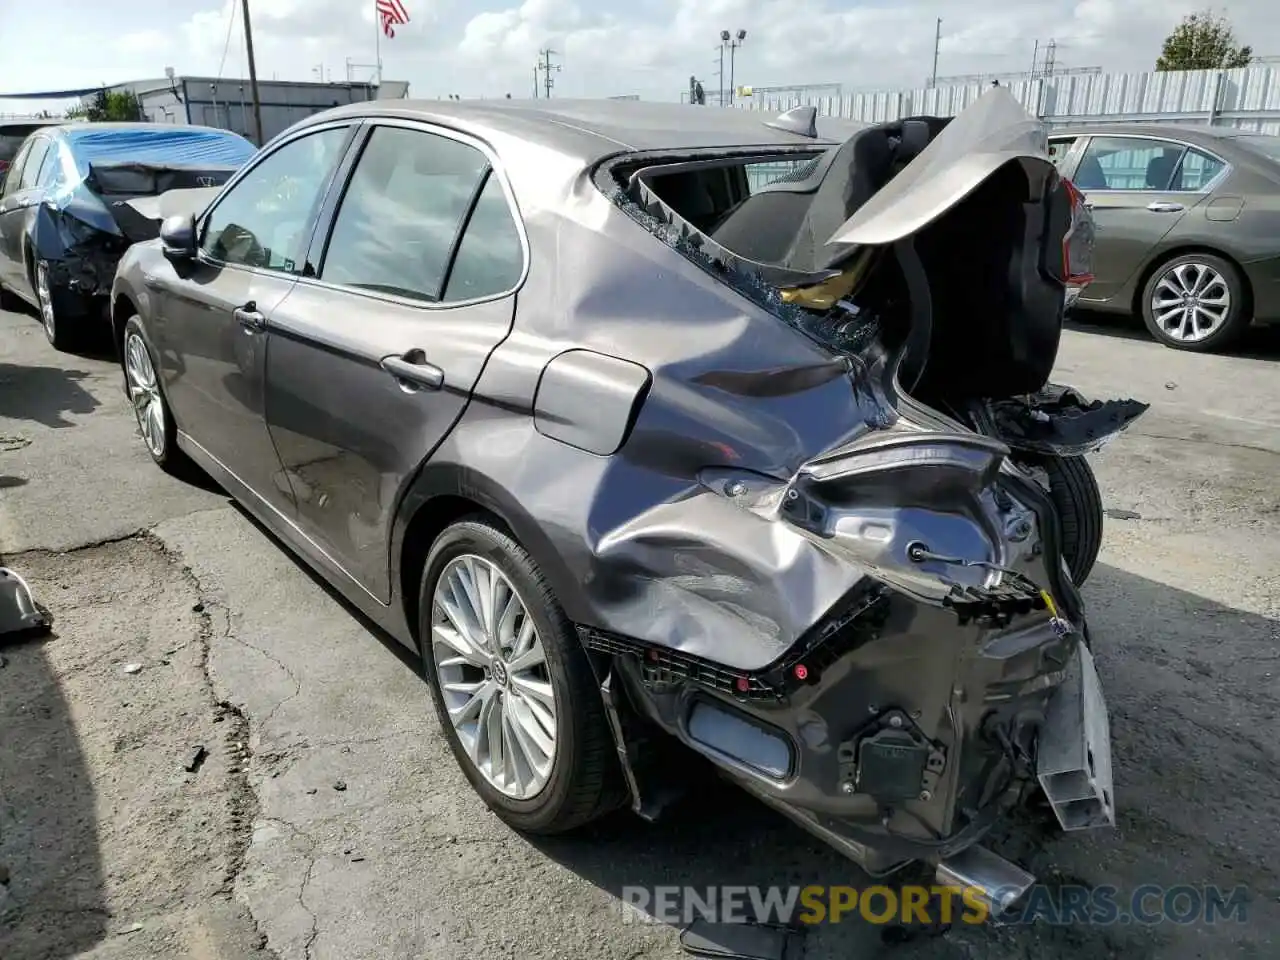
[107,76,411,144]
[737,65,1280,135]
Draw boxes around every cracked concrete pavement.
[1,303,1278,960]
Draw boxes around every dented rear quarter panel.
[396,136,892,670]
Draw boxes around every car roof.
[48,121,237,142]
[295,98,863,163]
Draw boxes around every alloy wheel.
[1149,261,1231,343]
[430,554,557,800]
[35,262,56,342]
[124,331,166,459]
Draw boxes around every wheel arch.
[111,291,138,359]
[393,463,589,654]
[1129,244,1254,319]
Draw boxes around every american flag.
[376,0,409,38]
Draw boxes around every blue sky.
[1,0,1274,114]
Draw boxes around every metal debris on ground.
[183,745,207,773]
[1104,508,1142,520]
[333,780,348,791]
[122,662,143,675]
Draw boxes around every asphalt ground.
[1,302,1277,959]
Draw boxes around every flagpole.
[374,5,383,87]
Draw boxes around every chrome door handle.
[233,305,266,332]
[1147,201,1184,213]
[381,352,444,390]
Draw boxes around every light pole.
[729,29,746,105]
[718,32,728,106]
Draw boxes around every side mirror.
[159,214,196,260]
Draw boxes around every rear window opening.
[597,119,1079,409]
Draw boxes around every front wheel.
[34,260,80,352]
[122,316,190,475]
[419,517,623,834]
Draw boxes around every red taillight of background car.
[0,161,9,178]
[1061,178,1095,287]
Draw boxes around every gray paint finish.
[111,91,1121,874]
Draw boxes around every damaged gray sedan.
[0,122,254,350]
[110,89,1146,911]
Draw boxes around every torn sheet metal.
[827,86,1053,248]
[970,384,1150,457]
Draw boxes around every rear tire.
[1140,253,1250,352]
[419,517,624,835]
[1042,454,1103,587]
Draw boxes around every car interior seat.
[1071,152,1108,190]
[1144,153,1179,191]
[709,117,947,273]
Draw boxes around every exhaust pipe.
[934,845,1034,918]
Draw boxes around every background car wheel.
[1041,454,1103,587]
[1140,253,1250,352]
[419,517,623,835]
[122,316,189,474]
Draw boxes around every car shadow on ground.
[0,362,99,429]
[197,499,1280,957]
[529,562,1280,959]
[0,628,106,959]
[1067,311,1280,360]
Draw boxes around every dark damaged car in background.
[109,88,1148,915]
[0,122,256,350]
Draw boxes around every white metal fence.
[737,65,1280,134]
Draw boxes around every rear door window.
[319,126,490,303]
[18,138,51,190]
[1072,137,1188,191]
[1,139,33,195]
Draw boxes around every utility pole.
[240,0,264,145]
[930,18,941,87]
[1044,38,1057,77]
[1031,39,1040,77]
[536,49,561,99]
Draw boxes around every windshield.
[0,126,44,162]
[1230,134,1280,164]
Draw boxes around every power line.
[216,0,238,81]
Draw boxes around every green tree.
[65,89,146,122]
[1156,11,1253,71]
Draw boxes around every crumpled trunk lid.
[87,163,234,243]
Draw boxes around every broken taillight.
[1061,178,1095,287]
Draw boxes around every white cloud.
[1,0,1277,110]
